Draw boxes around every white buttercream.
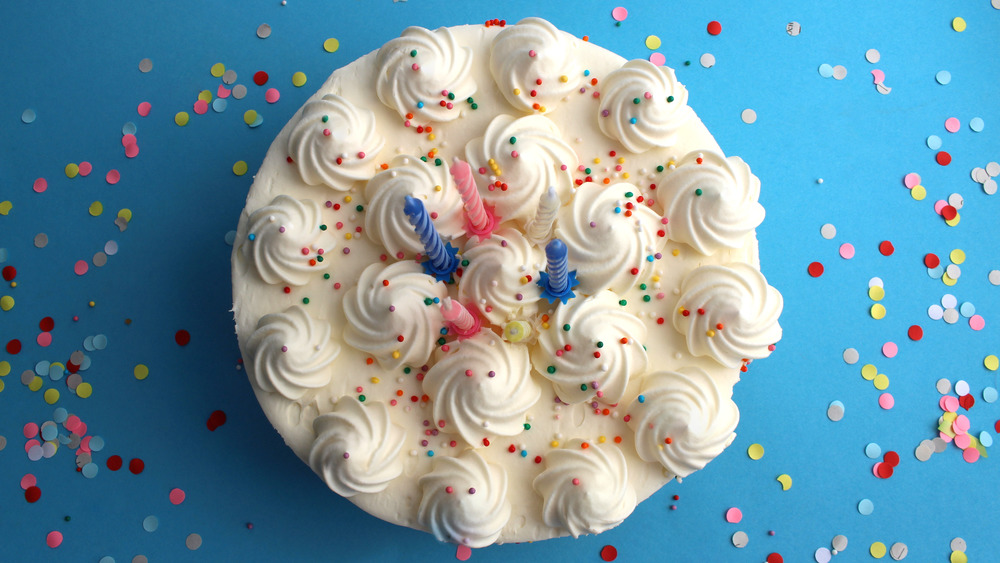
[241,195,336,286]
[418,450,511,547]
[598,59,694,153]
[245,305,339,400]
[457,228,543,325]
[288,94,384,189]
[489,17,582,114]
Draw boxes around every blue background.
[2,1,999,561]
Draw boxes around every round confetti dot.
[33,178,48,193]
[865,443,881,458]
[700,53,716,68]
[818,63,834,78]
[955,380,970,396]
[926,135,942,150]
[76,382,93,398]
[44,388,60,404]
[265,88,280,103]
[807,262,824,277]
[881,342,897,358]
[106,170,121,184]
[725,507,743,523]
[456,545,472,561]
[786,21,801,36]
[210,63,225,77]
[903,172,921,188]
[878,393,895,409]
[843,348,859,364]
[129,458,145,474]
[143,515,159,532]
[175,330,191,346]
[908,325,923,340]
[827,400,845,422]
[233,161,249,176]
[952,17,967,32]
[911,185,926,200]
[741,108,757,124]
[707,20,722,35]
[959,302,975,317]
[969,315,985,331]
[22,109,37,123]
[985,355,999,371]
[870,304,886,320]
[878,240,894,256]
[873,373,890,390]
[0,201,11,215]
[984,387,998,403]
[962,448,979,463]
[25,486,41,503]
[839,243,855,259]
[766,554,784,563]
[193,99,208,115]
[747,443,764,460]
[233,84,248,99]
[611,7,628,21]
[945,117,961,133]
[868,286,885,301]
[134,364,150,380]
[46,531,63,548]
[243,110,258,125]
[89,201,104,217]
[936,151,952,166]
[321,37,341,53]
[820,224,836,239]
[186,533,202,550]
[169,488,186,505]
[292,71,307,87]
[815,548,832,563]
[74,260,89,276]
[732,531,749,548]
[649,52,666,66]
[969,117,984,132]
[600,545,618,561]
[832,65,847,80]
[174,112,189,126]
[137,102,151,117]
[257,23,272,39]
[858,499,874,515]
[645,35,661,50]
[990,270,1000,285]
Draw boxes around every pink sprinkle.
[36,332,52,347]
[33,178,47,193]
[323,129,331,136]
[411,63,420,71]
[839,243,855,259]
[881,342,897,358]
[572,478,581,486]
[193,99,208,115]
[725,507,743,523]
[265,88,281,103]
[46,531,63,549]
[74,260,89,276]
[106,169,121,184]
[137,101,152,117]
[528,50,537,57]
[78,162,92,176]
[511,151,519,158]
[357,152,366,159]
[878,392,895,410]
[446,486,454,494]
[169,488,186,505]
[644,91,652,99]
[456,545,472,561]
[465,370,473,377]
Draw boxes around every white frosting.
[531,290,647,405]
[423,331,541,445]
[489,17,582,114]
[457,228,543,325]
[245,305,339,400]
[533,442,637,537]
[375,26,476,123]
[343,261,448,370]
[627,367,739,478]
[309,397,405,496]
[364,155,465,259]
[598,59,694,153]
[465,113,577,224]
[654,150,764,255]
[288,94,384,189]
[418,450,511,547]
[673,263,783,368]
[241,195,336,286]
[554,182,665,295]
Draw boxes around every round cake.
[232,17,782,546]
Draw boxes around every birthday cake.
[231,17,782,546]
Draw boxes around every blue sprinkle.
[614,207,622,214]
[439,327,448,335]
[416,101,424,108]
[646,255,654,262]
[432,297,440,303]
[520,450,528,457]
[584,69,590,76]
[248,233,256,241]
[630,117,638,124]
[638,394,645,403]
[427,450,435,457]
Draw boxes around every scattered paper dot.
[741,108,757,124]
[732,531,749,548]
[649,52,666,66]
[169,488,186,505]
[22,109,37,124]
[707,20,722,35]
[257,23,272,39]
[865,49,880,63]
[832,65,847,80]
[945,117,961,133]
[839,243,855,259]
[858,499,874,515]
[611,7,628,22]
[936,70,951,85]
[951,17,967,32]
[186,533,202,550]
[808,262,824,277]
[969,117,984,132]
[747,443,765,460]
[700,53,716,68]
[46,531,63,548]
[725,507,743,523]
[600,545,618,561]
[820,224,836,239]
[843,348,859,364]
[292,71,307,87]
[138,58,153,73]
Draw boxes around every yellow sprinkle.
[541,322,550,330]
[0,296,13,311]
[550,440,559,448]
[370,377,380,384]
[65,163,80,178]
[233,161,248,176]
[868,286,885,301]
[538,106,546,112]
[134,364,150,380]
[985,355,999,371]
[89,201,103,217]
[210,62,226,77]
[952,17,967,32]
[861,364,877,380]
[911,184,926,200]
[651,275,661,282]
[0,200,12,215]
[76,382,93,398]
[870,303,886,319]
[598,436,606,443]
[706,330,715,337]
[433,185,443,192]
[873,373,890,390]
[391,350,400,359]
[671,248,680,256]
[427,133,436,141]
[29,376,44,392]
[89,301,95,307]
[345,233,353,240]
[174,111,190,126]
[519,276,529,285]
[44,388,60,404]
[292,71,307,87]
[592,157,601,164]
[622,172,630,179]
[243,110,258,125]
[617,157,626,164]
[323,38,340,53]
[512,88,521,96]
[118,208,133,221]
[198,90,213,103]
[559,75,568,83]
[0,360,9,376]
[747,443,765,460]
[950,249,966,264]
[870,541,887,559]
[344,196,353,203]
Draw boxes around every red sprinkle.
[106,455,123,471]
[907,325,923,341]
[936,151,951,166]
[175,330,191,346]
[707,21,722,35]
[129,458,145,474]
[807,262,824,277]
[878,241,895,256]
[600,545,618,561]
[253,71,269,86]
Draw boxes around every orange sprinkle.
[614,436,622,444]
[380,163,389,170]
[582,35,589,42]
[382,279,390,286]
[396,389,404,396]
[620,337,629,344]
[664,437,673,444]
[365,357,374,365]
[581,442,590,449]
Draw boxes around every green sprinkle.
[656,165,664,172]
[437,337,446,345]
[316,255,324,262]
[580,383,588,391]
[584,168,592,174]
[467,97,475,103]
[523,423,531,430]
[639,283,647,290]
[358,394,366,402]
[633,97,641,104]
[684,60,691,66]
[509,136,517,144]
[461,259,470,267]
[420,156,428,162]
[302,297,310,304]
[319,224,327,230]
[434,158,442,166]
[323,273,330,279]
[547,365,556,374]
[625,191,633,198]
[695,188,703,196]
[410,50,417,57]
[642,295,651,302]
[424,298,433,305]
[447,92,455,100]
[321,115,329,123]
[596,341,604,348]
[403,367,411,374]
[667,95,675,103]
[618,299,627,306]
[470,103,478,110]
[562,323,571,331]
[356,204,364,212]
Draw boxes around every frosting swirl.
[457,228,543,325]
[530,290,647,405]
[627,367,739,478]
[555,182,665,294]
[375,26,476,123]
[673,263,782,367]
[242,195,336,286]
[246,305,339,400]
[490,17,582,114]
[653,150,764,255]
[532,442,636,537]
[423,331,540,445]
[364,155,465,259]
[598,59,693,153]
[465,114,577,224]
[418,450,511,547]
[309,397,405,497]
[288,94,384,189]
[343,261,448,370]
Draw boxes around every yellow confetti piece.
[134,364,150,380]
[868,286,885,301]
[0,296,12,311]
[952,17,967,32]
[175,111,190,126]
[942,273,957,286]
[645,35,661,50]
[291,71,307,87]
[776,474,792,490]
[233,161,248,176]
[911,184,926,200]
[861,364,877,380]
[0,360,9,376]
[44,388,60,404]
[210,62,226,77]
[323,38,340,53]
[243,109,258,125]
[198,90,213,103]
[65,163,80,178]
[951,551,968,563]
[870,541,887,558]
[873,373,890,390]
[945,212,960,227]
[89,201,104,217]
[28,376,44,392]
[76,382,93,398]
[0,200,12,215]
[870,303,886,319]
[985,355,999,371]
[118,208,133,222]
[0,379,4,393]
[950,249,966,264]
[747,443,765,460]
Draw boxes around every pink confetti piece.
[945,117,961,133]
[265,88,280,103]
[942,395,959,412]
[78,162,92,176]
[46,531,63,548]
[36,332,52,347]
[23,422,39,439]
[169,488,186,505]
[878,393,894,409]
[137,101,151,117]
[612,6,628,21]
[74,260,89,276]
[125,143,139,158]
[903,173,921,189]
[872,461,883,477]
[933,200,948,214]
[881,342,897,358]
[33,178,48,193]
[871,69,885,84]
[649,52,666,66]
[725,507,743,523]
[217,85,231,98]
[969,315,985,330]
[839,243,855,259]
[106,169,121,184]
[456,545,472,561]
[194,99,209,115]
[122,134,137,147]
[963,448,980,463]
[954,433,971,449]
[20,473,37,489]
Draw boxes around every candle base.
[537,269,580,304]
[463,204,500,242]
[446,314,482,340]
[419,241,461,282]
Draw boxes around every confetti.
[700,53,716,68]
[725,507,743,523]
[292,71,307,87]
[323,38,340,53]
[808,262,824,277]
[257,23,272,39]
[935,70,951,85]
[645,35,661,50]
[611,7,628,22]
[22,109,37,123]
[707,21,722,35]
[858,499,874,515]
[740,108,757,124]
[747,443,764,460]
[169,488,186,505]
[776,474,792,490]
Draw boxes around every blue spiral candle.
[545,239,569,294]
[404,195,458,277]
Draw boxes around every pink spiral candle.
[440,297,480,337]
[450,157,491,232]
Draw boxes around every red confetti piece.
[878,241,894,256]
[455,545,472,561]
[936,151,951,166]
[707,21,722,35]
[959,394,975,410]
[106,455,123,471]
[995,420,1000,433]
[600,545,618,561]
[941,205,958,221]
[2,265,16,281]
[808,262,824,277]
[876,463,894,478]
[207,410,227,431]
[767,554,784,563]
[25,486,41,503]
[253,71,269,86]
[175,330,191,346]
[39,316,55,332]
[129,458,145,474]
[924,253,940,268]
[883,451,900,467]
[6,339,21,354]
[907,325,923,341]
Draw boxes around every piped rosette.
[597,59,694,153]
[457,228,543,326]
[240,195,336,286]
[489,17,582,114]
[418,450,512,547]
[673,263,782,368]
[245,305,339,400]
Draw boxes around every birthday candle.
[545,238,569,294]
[404,195,456,273]
[525,186,559,242]
[440,297,477,334]
[450,157,490,232]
